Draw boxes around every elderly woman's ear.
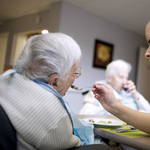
[48,75,59,89]
[106,75,112,83]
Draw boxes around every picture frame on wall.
[93,39,114,69]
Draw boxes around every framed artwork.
[93,39,114,69]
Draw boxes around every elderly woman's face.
[145,22,150,61]
[108,69,128,93]
[57,61,80,96]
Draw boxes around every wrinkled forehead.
[112,67,128,77]
[117,68,128,75]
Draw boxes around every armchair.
[0,105,110,150]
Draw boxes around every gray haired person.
[0,33,102,150]
[79,59,150,115]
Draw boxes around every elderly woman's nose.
[145,48,150,58]
[123,79,127,84]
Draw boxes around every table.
[77,115,150,150]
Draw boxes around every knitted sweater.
[0,73,82,150]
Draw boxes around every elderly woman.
[0,33,95,150]
[79,59,150,115]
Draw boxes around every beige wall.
[14,35,27,60]
[0,10,50,66]
[0,32,8,74]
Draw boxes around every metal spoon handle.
[116,129,138,133]
[79,87,93,90]
[111,125,137,131]
[71,85,93,90]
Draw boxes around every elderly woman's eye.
[119,76,123,79]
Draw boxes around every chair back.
[0,105,17,150]
[0,105,110,150]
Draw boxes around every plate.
[83,118,124,127]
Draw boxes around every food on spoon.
[71,85,79,90]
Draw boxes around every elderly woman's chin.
[63,92,66,96]
[59,90,67,97]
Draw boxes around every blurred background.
[0,0,150,114]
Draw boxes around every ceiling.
[0,0,150,37]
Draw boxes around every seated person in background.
[0,33,106,150]
[79,59,150,115]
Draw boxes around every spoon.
[116,128,138,133]
[115,125,137,133]
[71,85,93,91]
[111,125,137,131]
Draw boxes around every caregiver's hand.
[92,83,120,114]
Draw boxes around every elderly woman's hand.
[126,80,139,100]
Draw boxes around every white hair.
[14,33,82,83]
[106,59,132,79]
